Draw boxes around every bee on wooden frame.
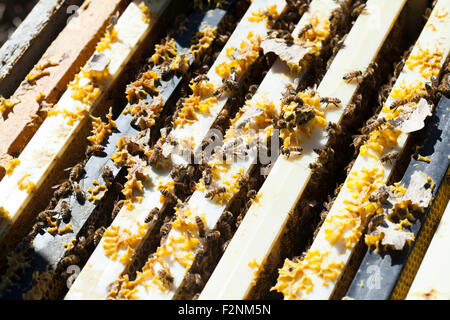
[60,254,79,269]
[380,150,399,165]
[86,144,105,156]
[101,166,114,186]
[368,185,390,203]
[298,23,313,39]
[193,74,209,83]
[195,215,206,238]
[111,199,124,220]
[326,122,343,137]
[343,70,363,83]
[351,2,367,19]
[160,188,178,203]
[205,186,227,200]
[72,181,85,203]
[66,162,85,183]
[367,213,386,233]
[389,98,408,111]
[205,230,221,244]
[145,207,160,224]
[93,227,106,246]
[361,117,386,134]
[351,134,369,152]
[60,200,71,222]
[281,146,303,159]
[320,97,341,108]
[149,145,163,166]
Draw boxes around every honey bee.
[246,189,257,200]
[221,210,234,223]
[170,165,185,182]
[323,195,335,212]
[276,119,294,130]
[390,98,408,110]
[343,70,363,83]
[282,31,295,44]
[425,76,439,96]
[320,97,341,108]
[195,216,206,238]
[149,145,163,166]
[205,186,227,200]
[282,90,303,106]
[294,107,316,126]
[205,230,221,243]
[309,161,328,174]
[261,163,272,179]
[202,166,212,186]
[160,188,178,202]
[364,62,378,78]
[223,67,239,92]
[60,254,79,268]
[313,146,334,163]
[60,200,71,222]
[34,221,46,235]
[380,150,399,164]
[194,74,209,83]
[219,220,232,240]
[411,92,430,103]
[438,73,450,96]
[111,199,124,220]
[86,144,105,156]
[218,214,233,238]
[185,272,204,291]
[367,213,386,233]
[265,11,276,26]
[368,185,390,203]
[361,117,386,134]
[160,219,173,244]
[214,84,226,98]
[326,122,343,137]
[237,173,249,188]
[351,2,367,19]
[298,23,313,38]
[72,182,85,203]
[248,84,258,96]
[158,269,174,288]
[76,235,88,256]
[186,165,195,177]
[100,166,114,186]
[281,146,303,159]
[331,34,347,55]
[293,95,304,106]
[37,209,57,223]
[334,183,343,197]
[221,239,231,252]
[345,159,355,175]
[343,103,356,119]
[215,108,230,127]
[93,227,106,246]
[200,137,214,151]
[235,212,244,228]
[66,163,85,182]
[145,207,160,223]
[161,61,174,81]
[351,134,369,151]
